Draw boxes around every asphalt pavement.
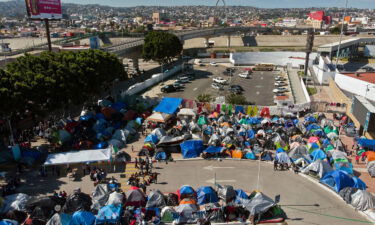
[162,64,279,105]
[149,160,370,225]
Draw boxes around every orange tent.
[179,198,196,205]
[366,151,375,162]
[232,150,243,159]
[221,122,231,127]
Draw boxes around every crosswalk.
[120,163,139,191]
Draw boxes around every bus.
[253,63,275,71]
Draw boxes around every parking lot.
[157,64,282,105]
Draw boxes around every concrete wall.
[335,74,375,100]
[314,56,336,84]
[300,78,311,103]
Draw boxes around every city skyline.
[0,0,374,9]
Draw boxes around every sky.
[1,0,374,9]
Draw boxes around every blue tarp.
[235,106,245,114]
[144,134,159,144]
[197,186,218,205]
[204,146,224,154]
[96,204,123,224]
[235,189,249,204]
[245,152,256,160]
[357,138,375,150]
[247,130,255,139]
[276,148,285,153]
[179,185,195,196]
[320,170,355,192]
[111,102,127,111]
[154,97,183,114]
[247,117,261,125]
[352,177,367,190]
[334,162,353,175]
[311,149,327,161]
[180,140,204,159]
[305,116,317,123]
[69,211,96,225]
[307,124,320,131]
[155,151,167,160]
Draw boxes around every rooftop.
[341,72,375,84]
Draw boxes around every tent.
[125,188,146,207]
[96,204,122,224]
[330,150,348,161]
[217,185,236,203]
[154,97,182,114]
[144,134,159,144]
[25,196,66,221]
[308,137,319,143]
[177,185,195,201]
[146,190,166,208]
[46,213,72,225]
[357,138,375,150]
[242,192,275,216]
[106,192,124,206]
[196,186,218,205]
[367,161,375,177]
[275,152,291,164]
[177,108,196,117]
[352,177,367,190]
[69,211,95,225]
[232,150,243,159]
[350,190,375,211]
[301,160,333,178]
[174,204,198,224]
[44,148,111,166]
[320,170,355,192]
[334,162,353,175]
[311,149,326,162]
[0,194,30,214]
[147,112,172,123]
[63,192,92,214]
[235,189,249,204]
[203,146,224,154]
[366,151,375,162]
[288,145,311,161]
[180,140,204,159]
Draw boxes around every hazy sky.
[1,0,374,9]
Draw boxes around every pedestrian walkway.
[119,163,139,191]
[287,67,307,104]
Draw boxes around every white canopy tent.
[44,148,112,166]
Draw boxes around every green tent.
[325,145,334,152]
[198,116,208,126]
[239,118,247,124]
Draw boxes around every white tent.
[44,148,112,166]
[177,108,196,117]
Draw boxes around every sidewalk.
[287,68,307,104]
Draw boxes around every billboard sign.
[25,0,62,19]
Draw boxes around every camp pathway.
[119,163,140,191]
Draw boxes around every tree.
[226,94,247,105]
[196,94,212,103]
[330,26,341,35]
[142,31,183,65]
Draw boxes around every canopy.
[154,97,183,114]
[180,140,204,159]
[196,186,218,205]
[177,108,196,117]
[44,148,111,166]
[320,170,355,192]
[147,112,172,123]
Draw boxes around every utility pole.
[304,29,314,78]
[335,0,349,67]
[44,19,52,52]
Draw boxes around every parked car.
[273,88,288,93]
[275,82,287,87]
[177,76,190,83]
[239,72,251,79]
[275,76,286,81]
[211,83,224,90]
[161,85,178,93]
[210,62,218,67]
[230,85,244,91]
[173,82,185,89]
[213,77,228,84]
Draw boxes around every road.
[149,160,370,225]
[161,64,279,105]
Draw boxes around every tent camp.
[320,170,355,192]
[154,97,183,115]
[196,186,218,205]
[44,148,111,166]
[357,139,375,150]
[301,160,333,178]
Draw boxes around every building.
[152,12,168,24]
[307,11,331,29]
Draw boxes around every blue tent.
[154,97,183,114]
[247,130,255,139]
[197,186,218,205]
[155,151,167,160]
[311,149,327,161]
[352,177,367,190]
[180,140,204,159]
[111,102,127,111]
[69,211,96,225]
[276,148,285,153]
[305,116,317,123]
[247,117,261,125]
[334,162,353,175]
[96,204,123,224]
[235,189,249,204]
[144,134,159,144]
[245,151,256,160]
[306,124,320,131]
[204,146,224,154]
[322,139,331,148]
[357,138,375,150]
[235,106,245,114]
[320,170,355,192]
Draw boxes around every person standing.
[135,158,138,169]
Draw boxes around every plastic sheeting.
[46,213,72,225]
[62,193,92,214]
[0,193,30,213]
[357,138,375,150]
[350,190,375,211]
[96,204,122,224]
[154,97,183,114]
[106,192,124,206]
[91,184,110,211]
[180,140,204,159]
[242,192,276,216]
[217,185,236,203]
[275,152,291,164]
[301,160,333,178]
[146,190,166,208]
[69,211,95,225]
[44,148,111,166]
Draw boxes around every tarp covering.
[147,112,172,123]
[196,186,218,205]
[46,213,72,225]
[180,140,204,159]
[288,145,311,161]
[0,194,30,213]
[350,190,375,211]
[242,192,275,216]
[357,138,375,150]
[106,192,124,206]
[146,190,166,208]
[203,146,224,154]
[44,148,111,166]
[301,160,333,178]
[63,192,92,214]
[174,204,198,224]
[125,189,145,207]
[177,108,196,117]
[311,149,326,162]
[275,152,291,164]
[154,97,183,114]
[217,185,236,203]
[91,184,110,210]
[320,170,355,192]
[69,211,95,225]
[96,204,122,224]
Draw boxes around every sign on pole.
[25,0,62,20]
